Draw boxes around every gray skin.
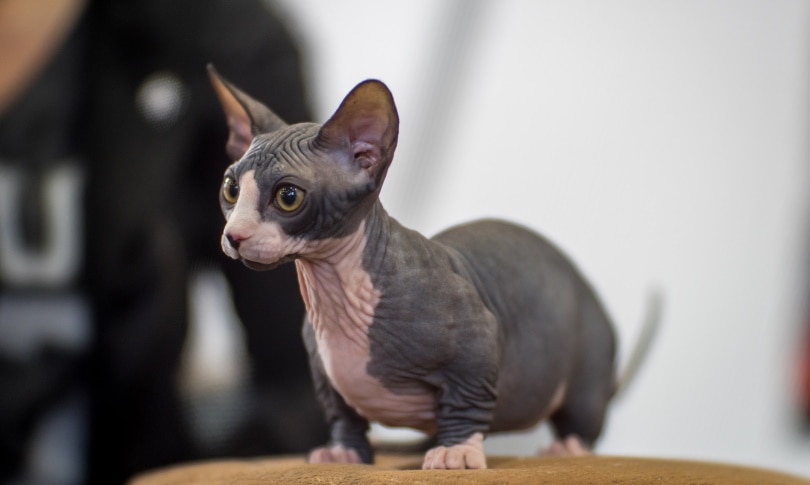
[316,209,617,463]
[209,66,616,468]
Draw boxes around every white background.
[267,0,810,476]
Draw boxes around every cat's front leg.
[422,370,497,469]
[303,319,373,464]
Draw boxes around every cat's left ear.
[316,80,399,182]
[208,64,288,161]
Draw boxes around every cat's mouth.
[241,255,297,271]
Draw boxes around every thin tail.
[614,289,664,397]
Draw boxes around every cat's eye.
[222,176,239,204]
[275,184,305,212]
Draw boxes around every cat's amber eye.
[222,176,239,204]
[275,184,305,212]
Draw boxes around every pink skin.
[221,170,310,264]
[309,433,489,470]
[541,435,592,457]
[423,433,487,470]
[308,446,363,464]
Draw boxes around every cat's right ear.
[316,80,399,184]
[208,64,288,161]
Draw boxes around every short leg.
[303,320,373,463]
[547,358,612,456]
[307,406,371,464]
[549,401,606,448]
[422,369,497,469]
[547,296,615,455]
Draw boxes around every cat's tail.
[614,289,664,397]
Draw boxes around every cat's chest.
[313,323,437,430]
[296,259,437,430]
[314,326,378,408]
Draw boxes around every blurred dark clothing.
[0,0,327,483]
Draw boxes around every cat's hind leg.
[545,349,613,457]
[544,291,616,457]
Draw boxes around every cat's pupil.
[275,184,304,211]
[227,183,238,199]
[280,187,297,205]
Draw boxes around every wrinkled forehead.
[228,123,322,178]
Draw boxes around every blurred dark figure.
[0,0,327,483]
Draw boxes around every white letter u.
[0,163,84,287]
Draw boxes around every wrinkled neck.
[295,217,381,345]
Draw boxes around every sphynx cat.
[209,66,621,470]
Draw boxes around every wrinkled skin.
[209,67,617,469]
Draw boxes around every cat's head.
[208,66,398,270]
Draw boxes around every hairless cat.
[208,65,657,470]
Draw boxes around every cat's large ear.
[208,64,288,161]
[316,80,399,182]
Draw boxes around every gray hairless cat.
[209,66,644,470]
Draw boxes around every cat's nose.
[226,233,242,250]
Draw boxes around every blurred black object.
[0,1,327,483]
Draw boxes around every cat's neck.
[294,202,435,345]
[294,207,386,347]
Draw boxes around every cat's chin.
[241,257,294,271]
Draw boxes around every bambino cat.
[209,65,620,469]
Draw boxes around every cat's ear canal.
[316,80,399,181]
[208,64,288,161]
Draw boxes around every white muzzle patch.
[222,170,306,266]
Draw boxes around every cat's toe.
[422,433,487,470]
[539,435,592,457]
[308,445,362,464]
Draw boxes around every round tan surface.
[130,454,809,485]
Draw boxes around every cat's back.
[431,218,593,328]
[431,218,576,281]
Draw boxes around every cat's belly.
[317,331,437,432]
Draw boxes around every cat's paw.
[308,445,363,464]
[539,435,592,457]
[422,433,486,469]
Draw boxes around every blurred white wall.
[274,0,810,476]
